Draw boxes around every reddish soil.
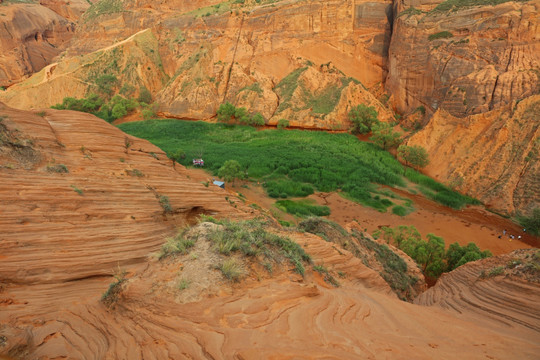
[185,168,537,256]
[1,105,539,359]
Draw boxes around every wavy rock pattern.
[416,249,540,337]
[0,103,249,287]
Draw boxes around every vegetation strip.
[119,120,479,211]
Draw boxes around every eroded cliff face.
[0,29,168,109]
[0,0,537,215]
[386,0,540,118]
[0,1,90,87]
[407,94,539,216]
[1,0,394,119]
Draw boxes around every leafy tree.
[349,104,378,134]
[111,103,127,119]
[370,122,402,150]
[142,103,158,120]
[217,102,236,123]
[252,113,265,127]
[138,86,152,104]
[168,149,185,169]
[398,144,429,169]
[218,160,244,186]
[420,234,446,277]
[376,225,491,278]
[377,225,421,248]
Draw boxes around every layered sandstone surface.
[0,102,250,286]
[386,0,540,117]
[416,248,540,334]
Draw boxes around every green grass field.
[119,120,479,211]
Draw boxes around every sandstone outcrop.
[0,102,250,286]
[2,200,539,359]
[386,0,540,118]
[0,4,77,87]
[416,248,540,334]
[0,29,168,110]
[407,94,539,215]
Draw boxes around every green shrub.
[277,119,289,129]
[207,219,311,276]
[218,159,244,185]
[126,169,144,177]
[276,199,330,217]
[111,103,127,119]
[252,113,265,126]
[219,258,245,281]
[488,266,504,277]
[428,31,454,41]
[47,164,69,173]
[392,205,408,216]
[217,102,237,123]
[137,86,152,104]
[159,231,195,259]
[398,145,429,169]
[370,122,402,150]
[71,185,83,195]
[101,267,127,306]
[159,195,172,213]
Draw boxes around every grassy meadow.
[119,120,479,212]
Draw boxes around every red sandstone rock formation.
[407,94,540,215]
[386,0,540,118]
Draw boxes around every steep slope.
[407,94,539,215]
[386,0,540,117]
[0,29,168,110]
[0,102,250,286]
[0,0,394,129]
[416,248,540,334]
[0,1,89,87]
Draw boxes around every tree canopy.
[370,122,402,150]
[375,225,492,278]
[218,160,244,186]
[398,144,429,169]
[349,104,378,134]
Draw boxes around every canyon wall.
[386,0,540,117]
[0,0,537,215]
